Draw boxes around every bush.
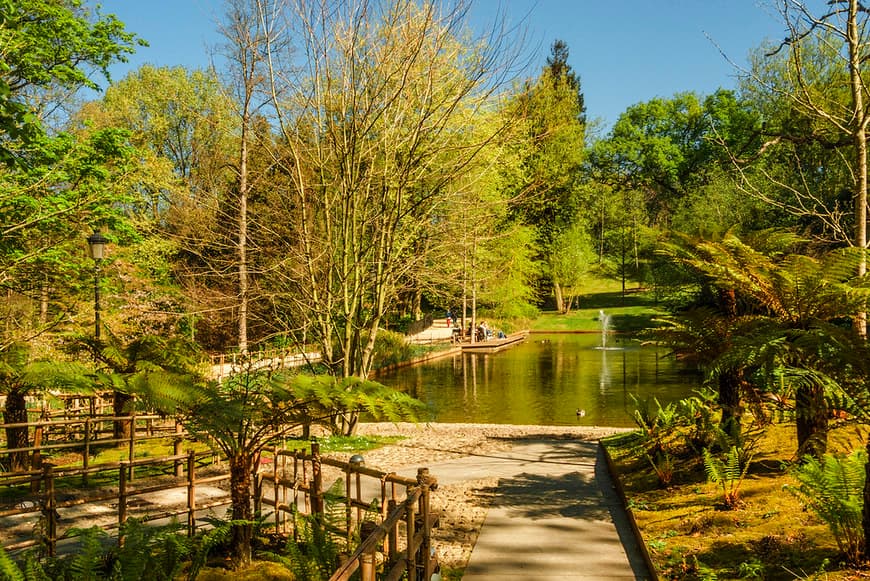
[371,329,416,369]
[785,448,866,564]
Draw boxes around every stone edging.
[599,442,660,581]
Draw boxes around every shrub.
[703,445,752,509]
[785,448,865,564]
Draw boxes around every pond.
[377,333,701,427]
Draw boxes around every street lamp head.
[87,230,108,261]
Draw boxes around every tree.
[507,40,586,309]
[737,0,870,335]
[76,331,203,440]
[659,231,870,455]
[0,128,137,352]
[0,343,91,471]
[257,0,521,380]
[81,65,242,349]
[0,0,142,164]
[0,0,144,362]
[548,221,595,313]
[133,367,422,568]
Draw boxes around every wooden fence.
[0,433,439,581]
[258,444,439,581]
[0,414,183,477]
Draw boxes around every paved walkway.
[393,439,651,580]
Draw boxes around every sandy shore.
[350,422,630,573]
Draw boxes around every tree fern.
[786,449,865,564]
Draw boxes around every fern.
[703,446,752,509]
[786,449,865,564]
[109,518,192,581]
[67,526,112,580]
[0,545,25,581]
[282,509,341,581]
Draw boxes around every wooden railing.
[258,443,439,581]
[209,347,322,380]
[0,449,223,555]
[0,437,439,580]
[0,414,184,476]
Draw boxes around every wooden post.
[387,499,398,563]
[418,468,434,580]
[30,425,43,493]
[187,451,196,536]
[83,418,91,486]
[42,463,57,556]
[359,521,379,581]
[118,460,128,544]
[345,463,353,545]
[405,495,417,578]
[174,421,183,478]
[355,470,363,524]
[127,413,136,481]
[311,441,323,516]
[274,449,281,531]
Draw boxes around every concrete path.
[392,439,651,580]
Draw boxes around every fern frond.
[0,544,25,581]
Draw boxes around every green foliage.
[630,394,680,456]
[646,450,675,487]
[0,543,25,581]
[0,0,143,162]
[278,510,340,581]
[786,449,866,564]
[676,388,720,454]
[736,559,765,579]
[703,446,752,509]
[371,329,416,370]
[0,520,194,581]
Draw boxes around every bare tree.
[733,0,869,334]
[253,0,522,386]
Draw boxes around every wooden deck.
[459,331,527,353]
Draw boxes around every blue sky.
[93,0,788,131]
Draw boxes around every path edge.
[600,442,661,581]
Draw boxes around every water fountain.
[598,309,610,349]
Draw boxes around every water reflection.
[377,333,700,427]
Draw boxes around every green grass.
[530,290,666,334]
[284,434,404,455]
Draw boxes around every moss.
[197,561,295,580]
[605,422,865,580]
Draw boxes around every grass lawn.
[531,289,666,334]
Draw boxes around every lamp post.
[86,230,107,348]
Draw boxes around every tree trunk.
[229,452,254,568]
[795,383,828,459]
[553,281,565,313]
[238,112,249,354]
[113,392,133,440]
[717,370,742,440]
[848,0,868,338]
[862,438,870,560]
[4,389,29,471]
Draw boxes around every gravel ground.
[352,422,629,573]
